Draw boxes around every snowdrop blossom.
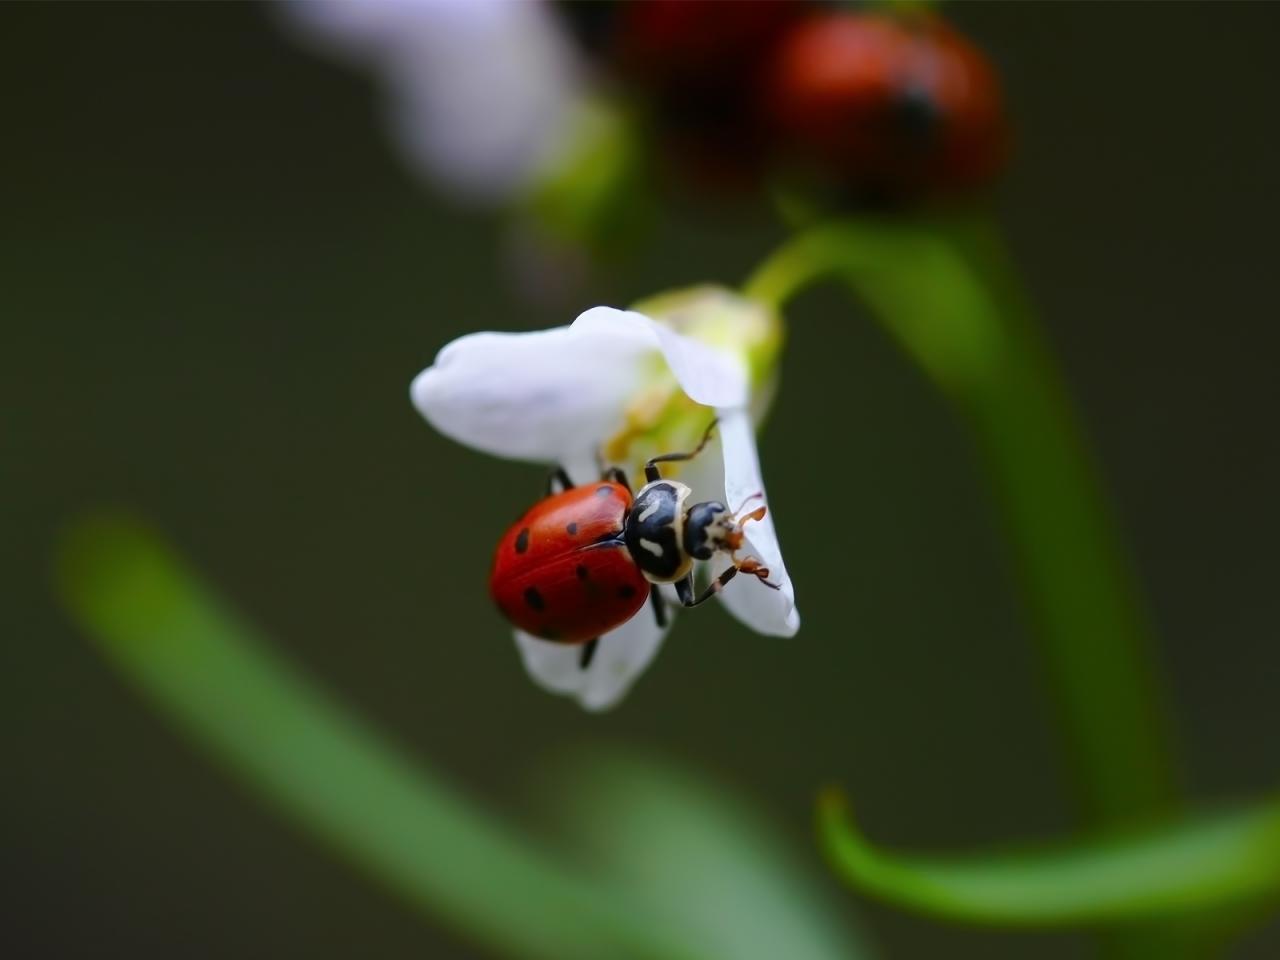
[411,288,798,710]
[281,0,582,200]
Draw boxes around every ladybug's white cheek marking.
[637,500,662,523]
[638,538,665,558]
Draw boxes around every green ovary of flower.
[606,285,785,476]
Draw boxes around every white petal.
[412,307,748,470]
[514,610,671,712]
[281,0,578,199]
[715,408,800,637]
[573,307,749,409]
[380,2,580,198]
[278,0,434,59]
[411,325,650,467]
[282,0,545,69]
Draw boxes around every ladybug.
[490,421,775,669]
[768,11,1008,199]
[609,0,810,188]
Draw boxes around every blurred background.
[4,2,1279,958]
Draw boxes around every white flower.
[414,293,798,716]
[411,291,799,710]
[280,0,581,200]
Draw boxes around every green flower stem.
[816,788,1280,926]
[745,217,1177,824]
[56,516,702,960]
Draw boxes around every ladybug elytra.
[768,11,1008,198]
[490,421,775,669]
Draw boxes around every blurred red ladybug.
[614,0,802,84]
[768,12,1009,198]
[610,0,810,186]
[490,422,774,669]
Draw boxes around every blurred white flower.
[411,292,799,710]
[281,0,582,200]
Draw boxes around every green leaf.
[55,514,703,960]
[542,752,876,960]
[817,788,1280,926]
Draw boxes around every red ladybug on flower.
[411,293,798,711]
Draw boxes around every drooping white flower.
[281,0,581,200]
[411,290,798,710]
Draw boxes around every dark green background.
[4,3,1278,958]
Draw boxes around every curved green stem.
[55,516,704,960]
[816,788,1280,926]
[747,217,1178,824]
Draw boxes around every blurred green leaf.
[543,752,876,960]
[55,514,708,960]
[818,788,1280,926]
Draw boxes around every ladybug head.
[682,500,733,560]
[683,494,771,569]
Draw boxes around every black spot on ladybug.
[576,564,590,580]
[514,527,530,554]
[566,521,578,535]
[617,584,637,599]
[523,587,545,611]
[595,485,613,497]
[894,84,941,143]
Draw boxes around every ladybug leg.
[579,637,600,670]
[644,418,718,483]
[675,565,739,608]
[602,466,631,494]
[649,584,668,627]
[547,466,574,495]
